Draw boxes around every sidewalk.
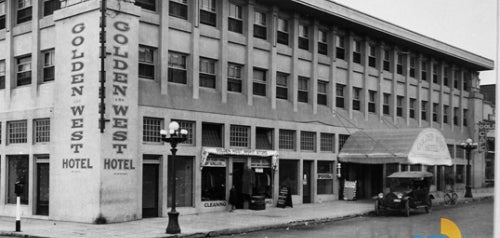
[0,189,493,238]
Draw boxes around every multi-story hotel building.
[0,0,494,223]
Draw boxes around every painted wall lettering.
[103,159,135,170]
[62,158,93,169]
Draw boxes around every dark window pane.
[422,72,427,81]
[277,87,288,100]
[410,68,416,78]
[200,10,216,26]
[17,7,32,24]
[318,42,328,55]
[0,76,5,89]
[0,16,5,30]
[277,31,289,45]
[397,65,403,75]
[368,103,375,113]
[168,68,187,84]
[139,64,155,79]
[336,97,344,108]
[368,57,376,67]
[17,72,31,86]
[253,82,266,96]
[228,79,242,92]
[383,61,390,71]
[135,0,156,11]
[43,66,54,82]
[317,94,327,105]
[352,52,361,64]
[397,107,403,117]
[298,91,308,103]
[200,74,216,88]
[352,100,360,111]
[336,48,345,60]
[383,105,390,115]
[410,109,415,118]
[228,18,243,33]
[43,0,61,16]
[254,25,267,39]
[169,1,188,19]
[8,155,29,204]
[298,38,309,50]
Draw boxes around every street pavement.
[0,188,493,238]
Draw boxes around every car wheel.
[404,200,410,217]
[374,200,380,216]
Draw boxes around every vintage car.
[374,171,434,217]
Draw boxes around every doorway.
[36,163,49,215]
[302,161,312,203]
[142,164,159,218]
[232,161,245,209]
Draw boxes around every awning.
[338,128,452,166]
[201,147,279,170]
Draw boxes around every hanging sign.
[202,147,279,170]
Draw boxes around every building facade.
[0,0,494,223]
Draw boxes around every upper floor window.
[368,45,376,68]
[454,70,459,89]
[298,24,309,50]
[42,49,55,82]
[200,0,216,27]
[320,133,335,152]
[17,55,32,86]
[338,134,350,151]
[230,125,250,148]
[276,72,288,100]
[352,87,361,111]
[383,49,391,71]
[256,127,273,150]
[279,129,295,151]
[432,63,440,84]
[443,67,449,86]
[368,90,376,113]
[43,0,61,17]
[396,53,403,75]
[463,109,468,126]
[421,61,428,81]
[168,52,187,84]
[318,29,328,55]
[409,56,416,78]
[199,58,216,89]
[253,68,267,96]
[176,120,195,145]
[277,17,289,45]
[34,118,50,143]
[0,60,5,90]
[421,101,428,120]
[228,3,243,33]
[352,40,361,64]
[298,76,309,103]
[8,120,27,144]
[317,80,328,106]
[300,131,316,152]
[409,98,416,118]
[17,0,32,24]
[253,11,267,40]
[443,105,449,124]
[135,0,156,12]
[453,107,459,125]
[202,122,223,147]
[335,35,345,60]
[170,0,188,19]
[139,45,156,79]
[228,63,242,92]
[336,84,345,108]
[383,93,390,115]
[143,117,163,143]
[0,0,5,30]
[397,96,403,117]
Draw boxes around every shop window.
[252,158,273,198]
[410,164,421,171]
[7,120,27,144]
[447,144,455,158]
[443,67,449,86]
[135,0,156,11]
[276,72,288,100]
[336,84,345,108]
[298,24,309,50]
[43,0,60,17]
[443,105,449,124]
[168,156,194,207]
[453,107,459,125]
[0,0,5,30]
[201,165,226,201]
[34,118,50,143]
[253,11,266,40]
[401,164,409,171]
[385,163,399,187]
[175,120,195,145]
[421,61,428,81]
[277,17,289,45]
[421,101,428,120]
[42,49,55,82]
[16,55,32,86]
[317,80,328,106]
[7,155,29,204]
[253,68,267,96]
[338,134,349,151]
[169,0,188,20]
[383,93,390,115]
[279,160,298,195]
[300,131,315,151]
[426,165,435,185]
[256,127,273,150]
[143,117,163,143]
[320,133,335,152]
[368,45,376,68]
[409,98,416,118]
[228,3,242,33]
[139,45,156,80]
[199,58,216,88]
[409,56,416,78]
[199,0,216,27]
[228,63,243,93]
[397,96,403,117]
[383,49,390,72]
[368,90,376,113]
[352,40,361,64]
[432,63,440,84]
[317,161,334,194]
[318,29,328,55]
[335,35,345,60]
[456,165,464,183]
[35,155,49,215]
[0,60,5,89]
[202,123,223,147]
[168,52,187,84]
[352,87,361,111]
[396,53,403,75]
[17,0,32,24]
[463,109,468,126]
[279,129,295,151]
[230,125,249,148]
[298,76,309,103]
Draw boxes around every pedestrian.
[229,185,237,212]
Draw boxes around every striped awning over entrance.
[338,128,452,166]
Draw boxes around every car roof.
[387,171,433,178]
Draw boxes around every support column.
[269,7,278,109]
[329,27,337,114]
[311,20,319,114]
[391,47,397,124]
[245,0,255,106]
[428,58,435,128]
[191,0,200,99]
[450,65,456,131]
[417,55,423,127]
[362,36,369,121]
[219,0,229,103]
[291,14,299,112]
[377,42,385,121]
[160,0,170,95]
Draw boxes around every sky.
[332,0,498,85]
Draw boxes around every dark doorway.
[232,162,245,209]
[36,163,49,215]
[142,164,159,218]
[370,165,383,197]
[303,161,312,203]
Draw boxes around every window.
[396,53,403,75]
[368,90,376,113]
[432,63,439,84]
[335,35,345,60]
[279,160,299,194]
[336,84,345,108]
[17,55,32,86]
[139,46,155,79]
[276,72,288,100]
[168,52,187,84]
[410,164,421,172]
[0,60,5,89]
[338,134,350,151]
[456,165,465,183]
[0,0,5,30]
[8,155,29,204]
[143,117,163,143]
[352,40,361,64]
[383,49,391,71]
[279,129,295,150]
[298,24,309,50]
[421,101,427,120]
[447,144,455,158]
[8,120,27,144]
[409,98,416,118]
[135,0,156,11]
[454,70,459,89]
[256,127,273,150]
[202,123,223,147]
[199,0,216,26]
[230,125,249,148]
[169,0,188,19]
[433,103,439,122]
[253,68,267,96]
[228,63,242,92]
[352,87,361,111]
[455,146,465,159]
[43,0,60,16]
[202,166,226,201]
[320,133,335,152]
[409,56,416,78]
[397,96,403,117]
[176,120,195,145]
[253,11,266,39]
[228,3,242,33]
[421,61,428,81]
[298,77,309,103]
[317,80,328,106]
[443,105,449,123]
[463,109,468,126]
[317,161,334,194]
[199,58,216,89]
[318,30,328,55]
[368,45,376,67]
[42,49,55,82]
[453,107,459,125]
[277,17,289,45]
[383,93,390,115]
[443,67,449,86]
[34,118,50,143]
[17,0,32,24]
[300,131,315,151]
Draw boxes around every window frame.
[0,0,5,30]
[42,49,55,82]
[33,118,50,143]
[0,59,5,90]
[227,62,243,93]
[135,0,157,12]
[383,49,391,72]
[335,35,345,60]
[396,96,403,117]
[368,45,376,68]
[253,68,267,96]
[199,57,217,89]
[229,125,250,148]
[352,87,361,111]
[8,120,28,144]
[277,17,289,45]
[199,0,216,27]
[16,55,32,87]
[169,0,188,20]
[383,93,390,115]
[409,98,416,118]
[17,0,33,24]
[168,51,187,84]
[298,23,309,50]
[276,72,289,100]
[352,39,362,64]
[43,0,60,17]
[318,29,328,55]
[300,131,316,152]
[368,90,376,113]
[317,80,328,106]
[336,84,345,108]
[297,76,309,103]
[279,129,296,151]
[421,101,428,120]
[228,2,243,33]
[142,117,164,143]
[320,133,335,152]
[139,45,156,80]
[253,10,267,40]
[396,53,403,75]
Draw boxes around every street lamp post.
[160,121,188,234]
[460,138,477,198]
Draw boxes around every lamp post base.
[166,211,181,234]
[464,186,473,198]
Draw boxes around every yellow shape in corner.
[441,217,462,238]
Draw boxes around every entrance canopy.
[338,128,452,166]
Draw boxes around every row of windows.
[0,49,54,89]
[0,118,50,145]
[143,117,347,153]
[0,0,60,30]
